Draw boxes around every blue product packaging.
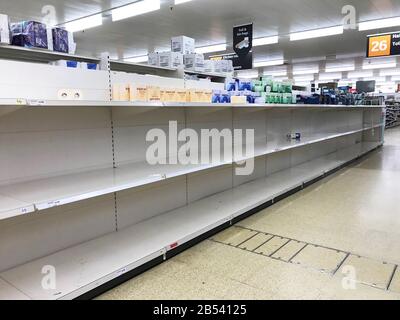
[226,80,236,92]
[239,80,252,91]
[52,28,69,53]
[66,60,78,68]
[220,91,231,103]
[87,63,98,70]
[212,90,221,103]
[11,21,48,49]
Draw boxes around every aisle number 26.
[368,35,391,57]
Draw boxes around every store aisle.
[98,127,400,300]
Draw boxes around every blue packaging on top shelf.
[52,27,69,53]
[67,61,78,68]
[11,21,48,49]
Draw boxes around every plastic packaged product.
[212,91,221,103]
[226,80,237,92]
[0,14,10,44]
[171,36,195,54]
[147,86,161,102]
[202,90,213,103]
[52,28,69,53]
[87,63,98,70]
[175,89,187,103]
[11,21,49,49]
[220,91,231,104]
[239,80,252,91]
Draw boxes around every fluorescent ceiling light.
[348,71,373,78]
[363,76,386,82]
[253,36,279,46]
[112,0,161,22]
[319,72,342,80]
[290,26,343,41]
[293,75,315,82]
[363,57,397,70]
[292,56,326,63]
[254,59,284,67]
[175,0,193,4]
[293,63,319,75]
[236,70,259,79]
[359,17,400,31]
[124,55,149,63]
[263,65,288,77]
[391,76,400,81]
[380,68,400,76]
[195,44,226,54]
[325,60,355,73]
[64,14,103,32]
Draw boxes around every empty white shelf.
[0,141,381,300]
[0,278,30,300]
[0,126,382,220]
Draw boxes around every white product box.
[204,60,215,73]
[0,14,10,44]
[184,54,205,72]
[158,52,183,68]
[214,60,233,73]
[148,53,159,66]
[171,36,195,55]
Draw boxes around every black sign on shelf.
[232,23,254,70]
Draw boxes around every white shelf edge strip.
[0,141,382,300]
[0,125,383,219]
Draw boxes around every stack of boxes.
[148,35,233,74]
[211,78,295,105]
[112,83,213,104]
[0,13,76,53]
[252,78,295,104]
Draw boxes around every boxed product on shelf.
[11,21,50,49]
[171,35,195,54]
[147,86,161,102]
[203,60,215,73]
[52,27,74,54]
[214,59,233,73]
[175,89,188,102]
[231,95,247,104]
[158,51,183,68]
[161,89,177,102]
[184,53,205,72]
[148,53,159,66]
[0,14,10,44]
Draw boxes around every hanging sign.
[367,31,400,58]
[232,23,253,70]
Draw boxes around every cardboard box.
[204,60,215,73]
[135,86,148,102]
[158,52,183,68]
[175,89,188,103]
[147,86,161,102]
[0,14,10,44]
[184,54,205,72]
[187,89,206,103]
[161,89,177,102]
[171,36,195,54]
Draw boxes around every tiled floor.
[98,127,400,300]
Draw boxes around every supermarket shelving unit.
[0,48,385,300]
[385,100,400,129]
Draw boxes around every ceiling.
[1,0,400,62]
